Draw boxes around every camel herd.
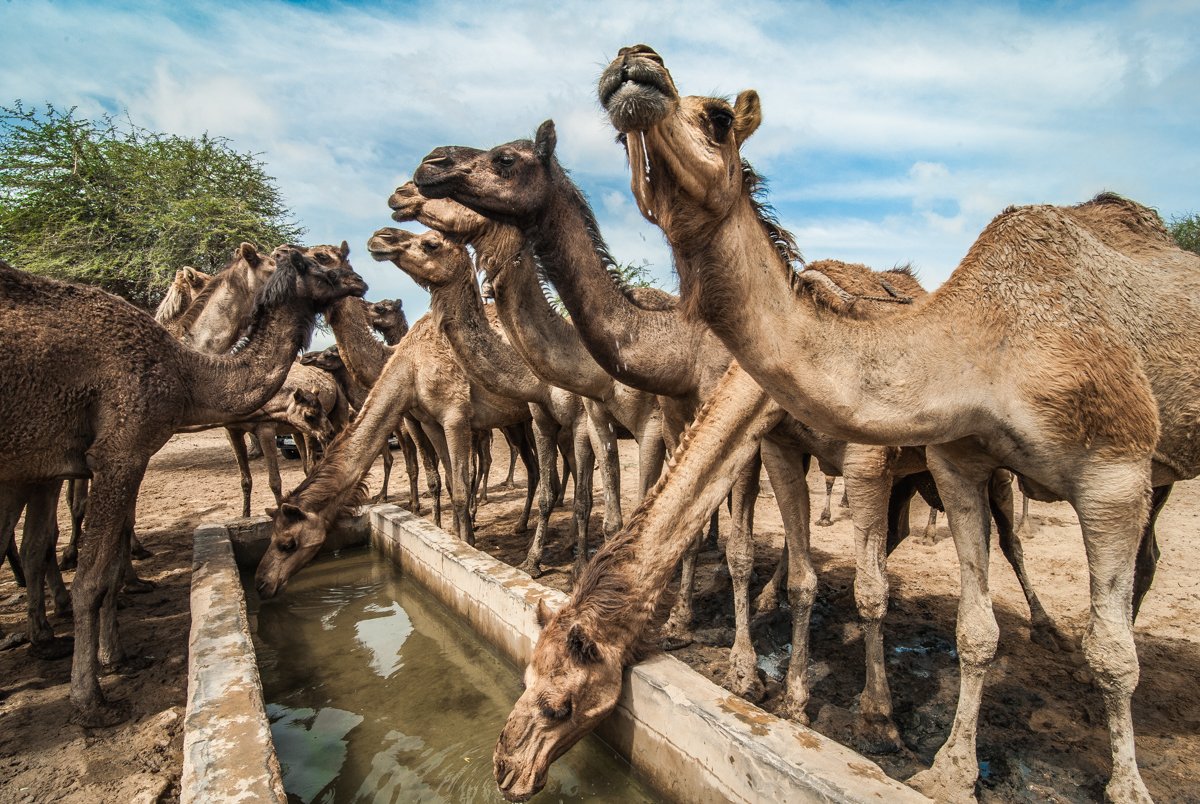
[1,42,1196,803]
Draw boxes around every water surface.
[247,549,659,804]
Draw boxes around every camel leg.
[555,440,572,508]
[441,417,476,545]
[227,428,253,518]
[817,474,835,527]
[634,414,666,501]
[7,535,25,588]
[919,506,938,544]
[753,546,786,613]
[70,464,144,724]
[508,422,540,535]
[477,429,493,505]
[61,478,88,571]
[502,427,519,488]
[23,481,73,659]
[375,442,394,503]
[908,446,999,801]
[128,528,151,560]
[297,433,311,475]
[762,441,817,723]
[402,417,427,515]
[518,410,560,578]
[987,471,1069,651]
[723,452,765,701]
[100,509,138,668]
[258,424,283,506]
[569,419,596,579]
[1014,485,1033,536]
[840,485,850,508]
[1072,462,1154,803]
[585,403,623,537]
[414,422,443,527]
[1132,484,1170,621]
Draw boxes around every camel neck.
[483,244,613,401]
[328,297,392,388]
[427,268,546,405]
[572,365,783,649]
[673,196,973,446]
[183,300,313,425]
[527,174,697,397]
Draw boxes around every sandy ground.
[0,428,1197,802]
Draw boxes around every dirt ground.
[1,428,1197,802]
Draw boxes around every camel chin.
[603,81,672,133]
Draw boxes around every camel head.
[413,121,561,229]
[366,297,409,343]
[266,244,368,312]
[494,600,625,802]
[368,227,469,291]
[388,181,493,242]
[154,266,212,324]
[285,387,334,446]
[232,242,279,291]
[599,44,762,223]
[255,497,330,598]
[299,345,344,375]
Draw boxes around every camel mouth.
[388,183,422,222]
[367,228,409,261]
[494,761,547,803]
[599,52,676,132]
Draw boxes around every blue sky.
[3,0,1198,341]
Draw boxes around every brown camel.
[0,247,365,721]
[387,183,662,542]
[255,307,542,597]
[412,129,1060,747]
[153,266,211,327]
[368,226,595,576]
[593,44,1197,802]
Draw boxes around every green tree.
[0,102,303,308]
[1169,212,1200,255]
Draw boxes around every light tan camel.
[368,225,595,576]
[593,44,1197,802]
[153,266,211,327]
[0,248,366,722]
[387,182,663,542]
[412,130,1061,751]
[255,308,540,597]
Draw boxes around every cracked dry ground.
[2,428,1199,802]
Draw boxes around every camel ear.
[733,90,762,144]
[340,240,350,258]
[280,502,305,522]
[535,598,552,628]
[534,120,557,165]
[566,623,600,665]
[238,242,261,267]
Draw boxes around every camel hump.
[802,260,927,314]
[628,286,678,311]
[1064,192,1179,258]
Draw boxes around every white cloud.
[1,0,1196,320]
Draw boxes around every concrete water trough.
[182,504,928,803]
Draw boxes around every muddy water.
[246,549,659,804]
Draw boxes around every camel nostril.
[422,154,451,166]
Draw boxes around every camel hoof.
[853,713,903,754]
[723,661,765,703]
[103,653,154,676]
[70,699,130,728]
[516,560,543,579]
[907,763,978,803]
[59,555,78,571]
[122,577,157,594]
[29,635,74,660]
[816,514,833,527]
[753,587,781,614]
[660,626,694,651]
[0,632,29,651]
[776,695,811,726]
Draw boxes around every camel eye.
[422,239,441,253]
[315,253,332,264]
[540,700,572,721]
[709,109,733,142]
[494,153,516,168]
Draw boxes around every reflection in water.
[247,549,658,804]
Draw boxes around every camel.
[153,266,211,327]
[387,182,662,541]
[590,44,1198,801]
[368,225,595,576]
[0,247,366,721]
[411,130,1060,746]
[255,309,539,597]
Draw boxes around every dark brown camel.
[0,248,365,722]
